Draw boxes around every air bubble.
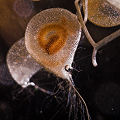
[13,0,34,18]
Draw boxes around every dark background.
[0,0,120,120]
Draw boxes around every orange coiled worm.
[25,8,81,79]
[37,20,68,55]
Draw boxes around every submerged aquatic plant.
[7,0,120,120]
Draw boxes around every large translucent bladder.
[25,8,81,80]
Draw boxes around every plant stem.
[75,0,120,67]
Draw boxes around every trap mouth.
[85,0,120,27]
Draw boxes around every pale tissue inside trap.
[25,8,81,80]
[7,38,42,88]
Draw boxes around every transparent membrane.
[7,38,42,88]
[25,8,81,80]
